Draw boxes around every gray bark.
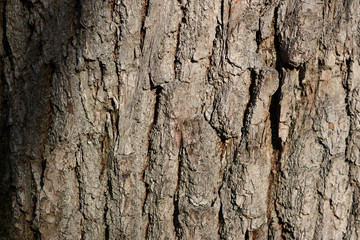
[1,0,360,239]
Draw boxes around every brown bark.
[1,0,360,239]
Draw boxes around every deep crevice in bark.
[104,203,110,240]
[173,136,183,239]
[256,18,262,53]
[241,69,261,145]
[266,5,286,239]
[272,2,283,151]
[143,86,162,239]
[267,81,284,239]
[342,57,354,240]
[152,86,162,125]
[140,0,150,52]
[40,159,46,188]
[218,201,225,240]
[75,0,82,30]
[217,141,228,240]
[344,57,352,119]
[76,142,85,240]
[142,165,150,239]
[269,79,282,151]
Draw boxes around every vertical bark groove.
[140,0,150,52]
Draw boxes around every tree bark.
[1,0,360,239]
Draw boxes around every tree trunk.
[1,0,360,239]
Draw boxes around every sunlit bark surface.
[1,0,360,239]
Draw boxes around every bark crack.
[76,139,85,240]
[266,5,285,239]
[343,57,355,239]
[241,69,261,145]
[343,57,353,156]
[267,73,284,239]
[173,135,183,239]
[143,86,162,239]
[140,0,150,52]
[75,0,82,30]
[217,143,227,239]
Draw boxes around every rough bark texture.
[1,0,360,239]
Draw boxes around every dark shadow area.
[0,0,78,238]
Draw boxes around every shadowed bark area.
[1,0,360,239]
